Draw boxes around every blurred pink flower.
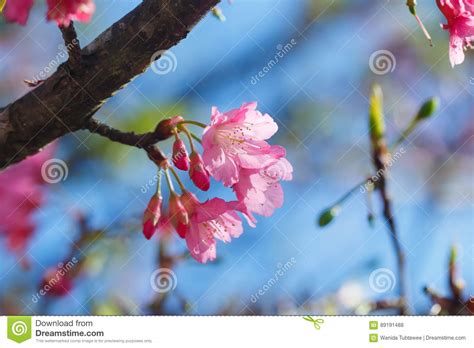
[3,0,95,26]
[180,191,242,263]
[3,0,34,25]
[436,0,474,66]
[47,0,95,26]
[202,102,279,187]
[0,146,55,253]
[41,267,73,297]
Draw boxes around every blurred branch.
[148,236,188,314]
[0,0,219,170]
[369,298,405,312]
[369,85,408,315]
[424,246,473,315]
[317,88,438,315]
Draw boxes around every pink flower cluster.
[436,0,474,67]
[143,103,293,263]
[0,146,55,254]
[3,0,95,26]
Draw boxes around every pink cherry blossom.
[189,151,210,191]
[0,145,55,253]
[179,191,243,263]
[233,146,293,222]
[202,102,279,187]
[3,0,34,25]
[47,0,95,26]
[436,0,474,66]
[172,138,190,171]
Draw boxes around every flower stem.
[181,126,196,153]
[156,168,163,196]
[189,131,203,145]
[333,178,372,207]
[413,14,433,47]
[164,169,175,193]
[169,166,186,192]
[178,120,207,128]
[392,123,416,150]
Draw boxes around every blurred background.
[0,0,473,316]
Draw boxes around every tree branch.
[371,131,408,315]
[0,0,219,170]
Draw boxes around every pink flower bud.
[189,151,210,191]
[142,194,163,240]
[172,138,190,171]
[169,193,189,229]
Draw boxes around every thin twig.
[84,118,172,149]
[371,132,408,315]
[84,118,170,167]
[59,22,81,70]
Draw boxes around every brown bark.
[0,0,219,170]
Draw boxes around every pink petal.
[185,222,217,263]
[195,198,232,223]
[203,145,239,187]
